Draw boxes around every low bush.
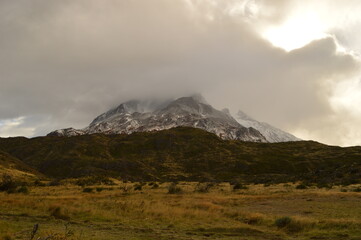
[194,182,214,193]
[17,186,29,194]
[296,184,308,189]
[48,179,61,186]
[83,187,93,193]
[76,176,114,186]
[340,176,359,186]
[33,179,46,187]
[0,174,18,193]
[168,182,182,194]
[316,182,333,189]
[243,213,264,225]
[151,183,159,189]
[275,216,292,228]
[351,187,361,192]
[0,174,29,194]
[232,182,248,190]
[1,234,12,240]
[275,216,313,232]
[120,185,129,192]
[49,206,70,221]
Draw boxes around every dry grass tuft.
[168,182,182,194]
[275,216,316,233]
[49,205,71,221]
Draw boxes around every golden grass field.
[1,181,361,240]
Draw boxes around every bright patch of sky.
[0,117,35,137]
[330,78,361,118]
[262,12,328,51]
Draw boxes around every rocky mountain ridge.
[49,95,299,143]
[236,111,300,142]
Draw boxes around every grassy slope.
[0,150,42,181]
[0,127,360,183]
[1,182,361,240]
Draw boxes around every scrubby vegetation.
[275,216,292,228]
[0,127,361,185]
[82,187,93,193]
[296,183,308,189]
[0,181,361,240]
[0,174,29,194]
[167,182,182,194]
[49,206,70,221]
[194,182,214,193]
[75,176,115,187]
[232,182,249,190]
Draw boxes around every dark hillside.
[0,127,360,184]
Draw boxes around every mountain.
[236,111,300,143]
[2,127,361,184]
[48,96,267,142]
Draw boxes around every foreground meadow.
[1,181,361,240]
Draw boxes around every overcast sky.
[1,0,361,146]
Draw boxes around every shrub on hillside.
[232,182,248,190]
[17,186,29,194]
[243,213,264,225]
[49,206,70,221]
[275,216,292,228]
[48,179,62,186]
[194,182,214,193]
[0,174,28,194]
[168,182,182,194]
[76,176,114,186]
[296,184,308,189]
[119,185,129,192]
[275,216,314,232]
[33,179,46,187]
[340,176,359,186]
[82,187,93,193]
[151,183,159,189]
[1,234,12,240]
[0,174,18,193]
[316,182,333,189]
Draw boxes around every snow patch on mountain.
[235,110,300,142]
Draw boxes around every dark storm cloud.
[0,0,360,145]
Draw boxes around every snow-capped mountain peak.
[48,95,300,143]
[235,110,300,142]
[48,96,267,142]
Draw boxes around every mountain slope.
[2,127,361,184]
[0,149,42,180]
[49,96,267,142]
[236,111,300,142]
